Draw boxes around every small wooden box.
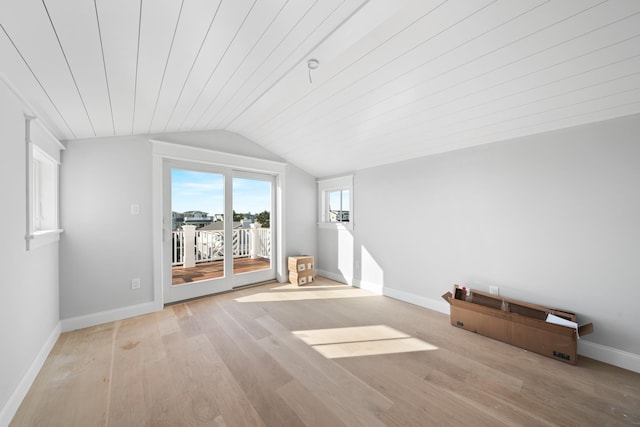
[288,256,314,273]
[289,271,314,286]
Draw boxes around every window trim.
[317,175,354,230]
[25,115,64,250]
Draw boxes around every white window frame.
[317,175,354,230]
[25,115,64,250]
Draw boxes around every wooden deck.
[172,257,271,285]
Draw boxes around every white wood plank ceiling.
[1,0,640,177]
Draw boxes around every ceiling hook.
[307,59,319,84]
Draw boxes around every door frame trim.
[151,140,287,306]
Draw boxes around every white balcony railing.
[172,228,271,266]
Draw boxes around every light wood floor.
[12,278,640,426]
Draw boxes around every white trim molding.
[61,302,157,332]
[382,286,451,316]
[0,322,61,427]
[317,175,354,230]
[352,278,384,294]
[316,269,355,286]
[578,340,640,374]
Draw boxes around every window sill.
[26,229,63,250]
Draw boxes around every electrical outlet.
[131,278,141,290]
[489,286,499,296]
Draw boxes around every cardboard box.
[288,256,314,273]
[443,287,593,365]
[289,271,314,286]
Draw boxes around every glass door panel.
[163,160,233,304]
[171,168,225,285]
[231,172,275,286]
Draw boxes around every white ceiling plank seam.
[251,0,607,143]
[147,0,185,133]
[342,56,640,147]
[198,0,291,130]
[285,1,552,142]
[162,0,258,132]
[257,1,638,149]
[41,0,96,136]
[211,0,323,129]
[93,0,115,135]
[0,22,76,138]
[278,29,640,151]
[178,0,259,131]
[162,0,223,133]
[219,0,345,129]
[132,0,142,134]
[241,0,454,136]
[223,0,380,131]
[255,0,544,144]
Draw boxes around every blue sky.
[172,169,271,215]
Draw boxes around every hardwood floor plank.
[256,314,393,427]
[189,298,307,427]
[10,277,640,426]
[277,379,350,427]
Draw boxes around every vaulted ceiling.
[1,0,639,177]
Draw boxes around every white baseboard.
[353,278,384,294]
[578,340,640,373]
[318,276,640,374]
[316,269,354,286]
[0,322,61,427]
[384,286,640,373]
[61,301,158,332]
[382,286,451,315]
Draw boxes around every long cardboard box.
[443,287,593,365]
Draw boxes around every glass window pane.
[328,190,341,222]
[341,190,350,222]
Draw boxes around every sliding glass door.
[163,159,275,303]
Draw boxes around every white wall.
[60,131,317,323]
[60,136,154,319]
[0,81,60,425]
[317,114,640,370]
[285,163,317,259]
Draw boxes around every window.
[327,189,350,223]
[318,175,354,229]
[32,146,58,231]
[25,116,63,250]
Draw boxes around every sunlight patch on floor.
[292,325,438,359]
[271,284,353,291]
[234,288,375,303]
